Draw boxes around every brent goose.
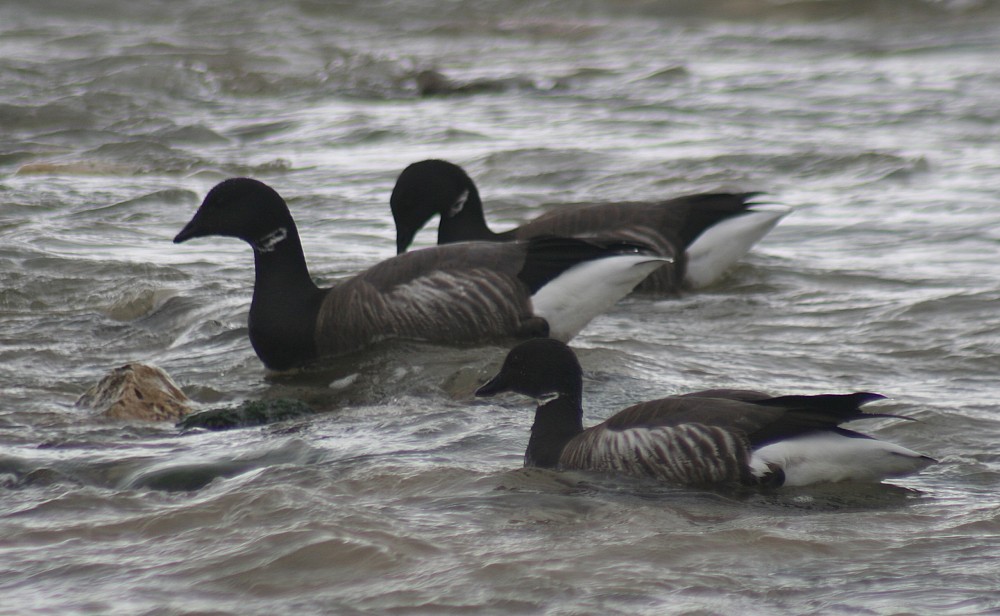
[476,339,934,487]
[390,159,790,293]
[174,178,669,371]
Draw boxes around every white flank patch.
[684,205,791,289]
[531,255,669,342]
[749,432,934,487]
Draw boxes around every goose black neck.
[246,226,326,370]
[250,227,315,292]
[437,184,505,244]
[525,394,584,468]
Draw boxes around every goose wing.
[514,194,764,293]
[515,194,758,247]
[514,201,681,257]
[314,242,536,355]
[313,237,663,356]
[600,391,891,448]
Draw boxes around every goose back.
[313,241,539,357]
[509,201,687,293]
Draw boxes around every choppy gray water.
[2,1,999,614]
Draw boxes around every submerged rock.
[177,398,316,431]
[415,69,553,97]
[77,363,192,422]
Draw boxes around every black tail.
[748,392,912,448]
[671,192,764,249]
[516,235,665,294]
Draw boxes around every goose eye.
[447,189,469,217]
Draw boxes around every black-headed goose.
[476,339,935,487]
[174,178,668,371]
[390,159,791,293]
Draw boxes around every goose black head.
[174,178,295,252]
[476,338,583,401]
[390,159,482,253]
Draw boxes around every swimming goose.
[173,178,669,371]
[390,159,791,293]
[476,339,935,487]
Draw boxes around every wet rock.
[77,363,192,422]
[177,398,316,431]
[415,69,549,97]
[125,461,253,492]
[640,64,690,82]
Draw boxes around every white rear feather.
[531,255,669,341]
[685,204,791,289]
[749,432,934,487]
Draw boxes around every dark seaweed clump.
[177,398,315,431]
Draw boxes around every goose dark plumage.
[390,159,791,293]
[173,178,669,371]
[476,339,935,487]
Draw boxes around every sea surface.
[2,0,999,614]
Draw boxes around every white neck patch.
[535,391,560,405]
[255,227,288,252]
[448,189,469,217]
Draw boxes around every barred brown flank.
[558,424,750,484]
[314,267,529,357]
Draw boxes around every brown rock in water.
[77,363,193,422]
[415,69,537,97]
